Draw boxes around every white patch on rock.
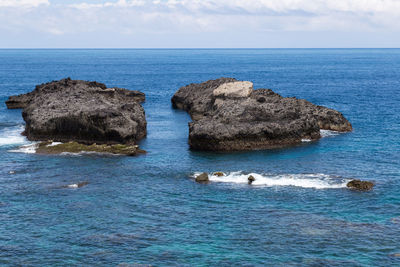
[213,81,253,98]
[47,142,63,147]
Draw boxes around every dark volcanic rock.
[195,172,209,183]
[172,78,352,151]
[248,175,256,185]
[347,180,374,191]
[6,78,146,145]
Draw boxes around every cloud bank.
[0,0,49,8]
[0,0,399,47]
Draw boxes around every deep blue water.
[0,49,399,266]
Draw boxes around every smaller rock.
[346,179,374,191]
[213,172,224,177]
[195,172,209,183]
[248,175,256,185]
[389,253,400,257]
[76,181,89,188]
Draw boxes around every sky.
[0,0,399,48]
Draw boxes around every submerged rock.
[391,217,400,224]
[248,175,256,185]
[171,78,352,151]
[36,141,145,156]
[6,78,147,149]
[63,181,89,189]
[213,172,225,177]
[346,179,374,191]
[195,172,209,183]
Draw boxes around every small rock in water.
[213,172,224,177]
[346,179,374,191]
[248,175,256,185]
[389,253,400,257]
[391,217,400,224]
[195,173,209,183]
[66,181,89,189]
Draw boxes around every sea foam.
[194,171,349,189]
[320,129,340,138]
[9,143,38,154]
[0,125,28,147]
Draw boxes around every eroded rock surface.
[195,173,209,183]
[36,141,145,156]
[172,78,352,151]
[346,180,374,191]
[6,78,146,146]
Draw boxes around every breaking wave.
[194,172,350,189]
[9,143,38,154]
[320,129,340,138]
[0,125,28,147]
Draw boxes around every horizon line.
[0,47,399,50]
[0,47,400,50]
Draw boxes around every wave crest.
[0,125,28,147]
[194,172,349,189]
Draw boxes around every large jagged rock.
[172,78,352,151]
[6,78,147,145]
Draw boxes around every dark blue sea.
[0,49,399,266]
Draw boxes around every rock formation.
[248,175,256,185]
[172,78,352,151]
[35,141,145,156]
[195,173,209,183]
[346,180,374,191]
[6,78,146,147]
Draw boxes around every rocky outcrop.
[346,180,374,191]
[195,173,209,183]
[248,175,256,185]
[35,141,145,156]
[6,80,145,109]
[172,78,352,151]
[6,78,146,147]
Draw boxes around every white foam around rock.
[320,129,340,138]
[194,171,349,189]
[9,143,38,154]
[47,142,63,147]
[0,125,27,147]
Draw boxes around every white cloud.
[0,0,49,8]
[70,0,146,9]
[0,0,400,47]
[64,0,400,32]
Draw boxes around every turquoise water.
[0,49,399,266]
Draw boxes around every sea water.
[0,49,399,266]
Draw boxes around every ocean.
[0,49,399,266]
